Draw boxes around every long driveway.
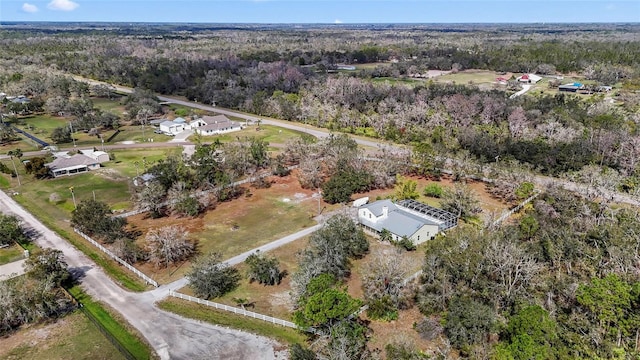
[0,190,284,360]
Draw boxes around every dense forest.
[1,23,640,359]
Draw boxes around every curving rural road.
[0,189,285,360]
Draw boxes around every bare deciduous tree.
[362,247,415,310]
[146,225,195,268]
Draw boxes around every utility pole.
[69,187,77,209]
[69,122,76,148]
[7,149,22,187]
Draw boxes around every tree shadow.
[68,265,92,282]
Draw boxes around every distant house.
[357,199,457,245]
[517,74,542,84]
[191,115,242,136]
[496,77,509,84]
[159,119,186,135]
[46,150,110,177]
[558,82,583,92]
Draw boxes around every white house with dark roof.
[358,199,457,245]
[191,115,242,136]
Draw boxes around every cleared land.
[130,173,321,283]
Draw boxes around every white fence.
[168,290,297,328]
[73,228,159,287]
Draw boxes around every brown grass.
[128,174,320,284]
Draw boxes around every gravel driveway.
[0,190,285,360]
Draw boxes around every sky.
[0,0,638,24]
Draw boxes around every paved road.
[0,190,284,360]
[0,258,27,281]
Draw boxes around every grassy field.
[0,243,25,265]
[206,237,310,320]
[106,147,182,178]
[107,126,172,144]
[129,174,320,283]
[0,311,127,360]
[0,137,40,152]
[157,297,307,346]
[16,113,68,133]
[68,286,154,360]
[93,97,126,114]
[2,168,131,213]
[198,124,313,146]
[434,70,508,85]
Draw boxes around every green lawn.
[105,147,182,178]
[198,124,312,146]
[434,70,503,85]
[371,77,423,86]
[92,97,126,114]
[107,125,172,143]
[157,297,307,346]
[0,243,25,265]
[68,286,153,360]
[0,311,126,360]
[16,113,68,133]
[6,170,131,214]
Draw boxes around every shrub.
[423,183,444,198]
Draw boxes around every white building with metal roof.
[357,199,457,245]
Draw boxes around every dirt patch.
[366,307,451,358]
[95,168,129,182]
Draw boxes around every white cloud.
[47,0,79,11]
[334,19,343,24]
[22,3,38,13]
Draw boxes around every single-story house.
[80,149,110,163]
[159,119,186,135]
[517,74,542,84]
[357,199,457,245]
[558,82,583,92]
[46,154,101,177]
[46,150,110,177]
[192,115,242,136]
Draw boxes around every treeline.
[417,186,640,359]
